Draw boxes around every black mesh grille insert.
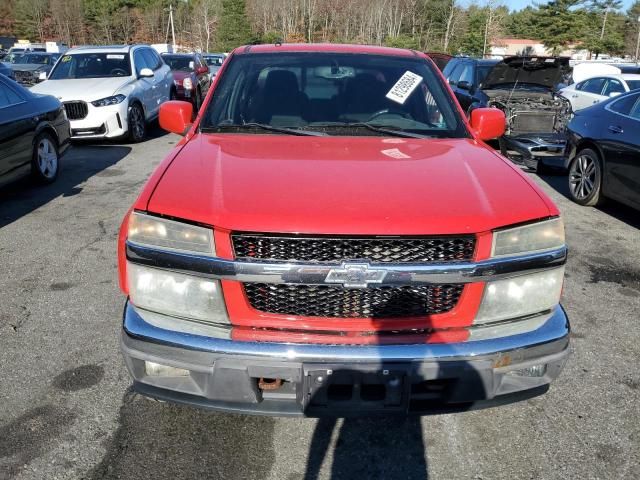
[232,235,475,263]
[63,101,88,120]
[244,283,464,318]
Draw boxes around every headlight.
[91,94,126,107]
[127,212,214,256]
[492,218,564,257]
[474,267,564,324]
[127,263,229,324]
[182,78,193,90]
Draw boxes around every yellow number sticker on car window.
[61,55,72,63]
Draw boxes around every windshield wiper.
[320,122,431,139]
[209,123,327,137]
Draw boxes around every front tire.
[127,102,146,143]
[31,132,59,184]
[568,148,604,206]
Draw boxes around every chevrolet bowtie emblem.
[325,263,387,288]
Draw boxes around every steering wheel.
[366,108,410,122]
[110,68,127,76]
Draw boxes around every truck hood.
[483,56,570,90]
[30,77,132,101]
[146,134,553,235]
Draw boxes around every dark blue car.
[565,89,640,210]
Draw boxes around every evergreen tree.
[216,0,253,51]
[535,0,586,54]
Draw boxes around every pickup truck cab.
[118,44,569,416]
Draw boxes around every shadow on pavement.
[0,145,131,229]
[304,416,427,479]
[537,173,640,230]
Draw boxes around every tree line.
[1,0,640,58]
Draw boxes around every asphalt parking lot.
[0,129,639,480]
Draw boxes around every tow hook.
[258,377,284,391]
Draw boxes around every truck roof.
[234,43,421,58]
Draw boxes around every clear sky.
[496,0,635,11]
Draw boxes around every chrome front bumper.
[121,302,570,416]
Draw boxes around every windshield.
[4,52,24,64]
[163,56,193,71]
[49,53,132,79]
[202,52,467,138]
[16,53,55,65]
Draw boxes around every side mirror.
[38,71,47,81]
[609,91,622,98]
[159,100,193,135]
[458,80,472,91]
[470,107,506,141]
[139,68,154,78]
[197,66,208,75]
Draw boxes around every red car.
[162,53,211,110]
[119,44,569,416]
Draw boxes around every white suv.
[31,45,173,142]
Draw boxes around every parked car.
[441,57,500,112]
[458,56,572,172]
[162,53,210,110]
[203,53,225,77]
[10,52,60,86]
[31,45,173,142]
[565,90,640,210]
[118,44,569,416]
[0,62,15,80]
[559,74,640,112]
[0,74,70,187]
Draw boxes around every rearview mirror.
[159,100,194,135]
[38,71,47,81]
[470,107,506,141]
[139,68,154,78]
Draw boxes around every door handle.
[571,94,578,98]
[608,125,623,134]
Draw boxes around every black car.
[442,57,500,113]
[0,62,14,80]
[10,52,60,86]
[565,90,640,210]
[0,75,70,188]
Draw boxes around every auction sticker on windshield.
[386,71,423,105]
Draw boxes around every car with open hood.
[10,52,60,86]
[460,56,572,172]
[31,45,173,142]
[117,44,569,416]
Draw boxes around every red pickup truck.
[118,44,569,415]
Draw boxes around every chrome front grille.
[233,233,474,319]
